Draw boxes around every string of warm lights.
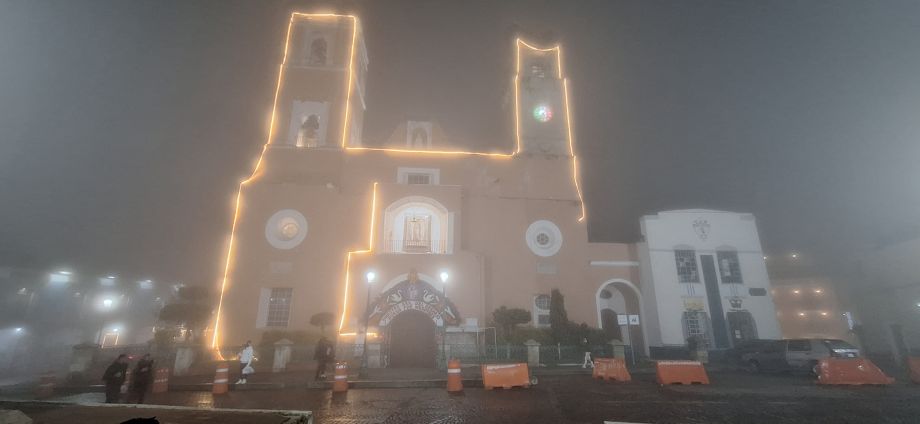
[337,182,378,331]
[210,13,591,350]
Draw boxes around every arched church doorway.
[387,310,437,368]
[600,308,623,341]
[596,280,645,355]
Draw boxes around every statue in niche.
[403,215,431,252]
[296,114,320,147]
[309,38,327,65]
[411,127,429,148]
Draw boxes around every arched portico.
[366,270,460,368]
[596,279,648,355]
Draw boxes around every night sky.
[2,0,919,285]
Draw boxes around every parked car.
[724,339,777,368]
[742,338,860,374]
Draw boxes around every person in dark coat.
[102,354,129,403]
[313,337,334,380]
[131,354,154,404]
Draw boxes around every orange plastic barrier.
[593,358,631,382]
[332,362,349,393]
[212,362,230,394]
[908,357,920,384]
[35,373,56,399]
[481,363,530,390]
[816,358,894,385]
[152,367,170,394]
[655,360,709,385]
[447,359,463,393]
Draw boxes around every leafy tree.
[157,285,213,344]
[549,289,570,342]
[310,312,335,336]
[492,306,531,339]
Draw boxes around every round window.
[525,220,562,257]
[535,294,551,310]
[265,209,308,249]
[279,221,300,240]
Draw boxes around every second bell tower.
[514,40,571,156]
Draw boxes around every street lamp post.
[361,271,376,375]
[439,271,449,368]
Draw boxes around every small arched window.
[309,38,327,65]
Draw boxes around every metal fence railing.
[320,342,632,368]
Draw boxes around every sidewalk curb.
[0,399,314,423]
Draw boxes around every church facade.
[210,13,780,366]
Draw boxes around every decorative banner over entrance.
[367,270,460,327]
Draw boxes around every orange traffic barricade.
[592,358,610,379]
[212,361,230,394]
[593,358,631,382]
[152,367,170,394]
[35,373,56,399]
[908,357,920,384]
[481,363,531,390]
[447,359,463,393]
[816,358,894,385]
[332,362,349,393]
[656,360,709,385]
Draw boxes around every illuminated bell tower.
[515,41,571,156]
[271,14,367,148]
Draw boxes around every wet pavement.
[3,371,919,423]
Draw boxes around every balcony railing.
[382,239,448,254]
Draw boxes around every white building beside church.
[638,210,782,352]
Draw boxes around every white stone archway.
[595,279,648,355]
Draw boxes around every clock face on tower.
[532,104,553,123]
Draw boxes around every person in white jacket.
[235,340,255,384]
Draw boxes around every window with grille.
[266,288,293,327]
[397,167,439,185]
[682,310,712,348]
[717,251,743,284]
[533,294,551,328]
[674,250,700,283]
[406,173,431,185]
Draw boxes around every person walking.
[102,354,129,403]
[313,336,334,380]
[131,354,154,404]
[581,337,594,369]
[235,341,255,384]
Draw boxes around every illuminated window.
[717,251,743,284]
[674,250,700,283]
[533,104,553,123]
[266,288,293,328]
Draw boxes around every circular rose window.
[265,209,308,249]
[525,220,563,257]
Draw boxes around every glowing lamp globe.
[532,104,553,122]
